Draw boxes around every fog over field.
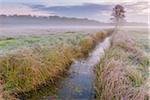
[0,25,148,38]
[0,15,147,38]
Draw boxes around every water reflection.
[57,37,110,100]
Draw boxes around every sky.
[0,0,149,23]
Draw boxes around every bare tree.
[111,5,126,30]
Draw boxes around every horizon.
[0,14,148,24]
[0,0,149,23]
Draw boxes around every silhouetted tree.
[111,5,125,30]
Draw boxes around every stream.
[56,37,111,100]
[21,37,111,100]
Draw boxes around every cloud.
[36,0,148,6]
[0,3,55,16]
[125,1,148,15]
[1,0,148,6]
[29,3,113,18]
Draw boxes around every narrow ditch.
[19,36,111,100]
[55,37,111,99]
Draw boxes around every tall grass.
[79,30,111,55]
[95,30,149,100]
[0,45,75,98]
[0,30,111,99]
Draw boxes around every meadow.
[0,32,87,54]
[0,29,112,99]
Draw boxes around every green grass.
[0,32,86,54]
[0,40,17,47]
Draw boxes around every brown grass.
[0,45,75,98]
[95,30,149,100]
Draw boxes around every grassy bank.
[0,29,112,99]
[95,29,149,100]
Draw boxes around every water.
[56,37,111,100]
